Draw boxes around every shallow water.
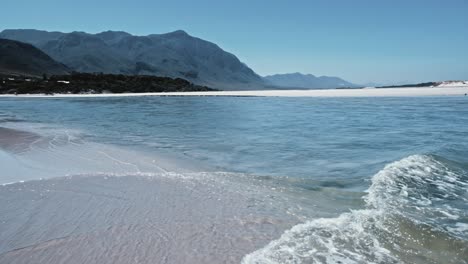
[1,96,467,263]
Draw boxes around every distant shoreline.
[1,86,467,98]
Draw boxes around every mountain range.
[0,29,265,90]
[0,29,356,90]
[0,38,70,76]
[263,72,357,89]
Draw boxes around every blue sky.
[1,0,467,84]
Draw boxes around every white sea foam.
[367,155,468,232]
[243,155,468,264]
[448,223,468,234]
[242,210,399,264]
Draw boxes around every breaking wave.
[243,154,468,264]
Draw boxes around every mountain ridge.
[0,29,264,90]
[1,29,357,90]
[263,72,357,89]
[0,38,70,77]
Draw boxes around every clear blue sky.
[1,0,467,84]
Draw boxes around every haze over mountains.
[264,72,357,89]
[0,29,356,90]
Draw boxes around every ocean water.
[0,96,467,263]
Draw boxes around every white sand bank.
[1,86,468,98]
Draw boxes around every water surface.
[1,96,467,263]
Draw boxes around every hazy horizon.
[2,0,467,84]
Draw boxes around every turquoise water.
[2,96,468,178]
[1,96,468,263]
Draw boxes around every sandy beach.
[0,174,302,264]
[0,126,304,264]
[1,86,467,98]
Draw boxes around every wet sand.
[0,174,298,264]
[0,127,41,153]
[0,127,301,263]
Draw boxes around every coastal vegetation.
[0,73,216,94]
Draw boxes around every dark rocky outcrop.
[377,82,438,88]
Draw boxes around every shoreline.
[0,86,467,98]
[2,93,468,263]
[0,128,311,264]
[0,125,302,263]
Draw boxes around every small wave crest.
[367,154,468,238]
[243,154,468,264]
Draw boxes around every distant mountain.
[361,82,385,88]
[0,38,70,77]
[263,72,357,89]
[0,29,264,90]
